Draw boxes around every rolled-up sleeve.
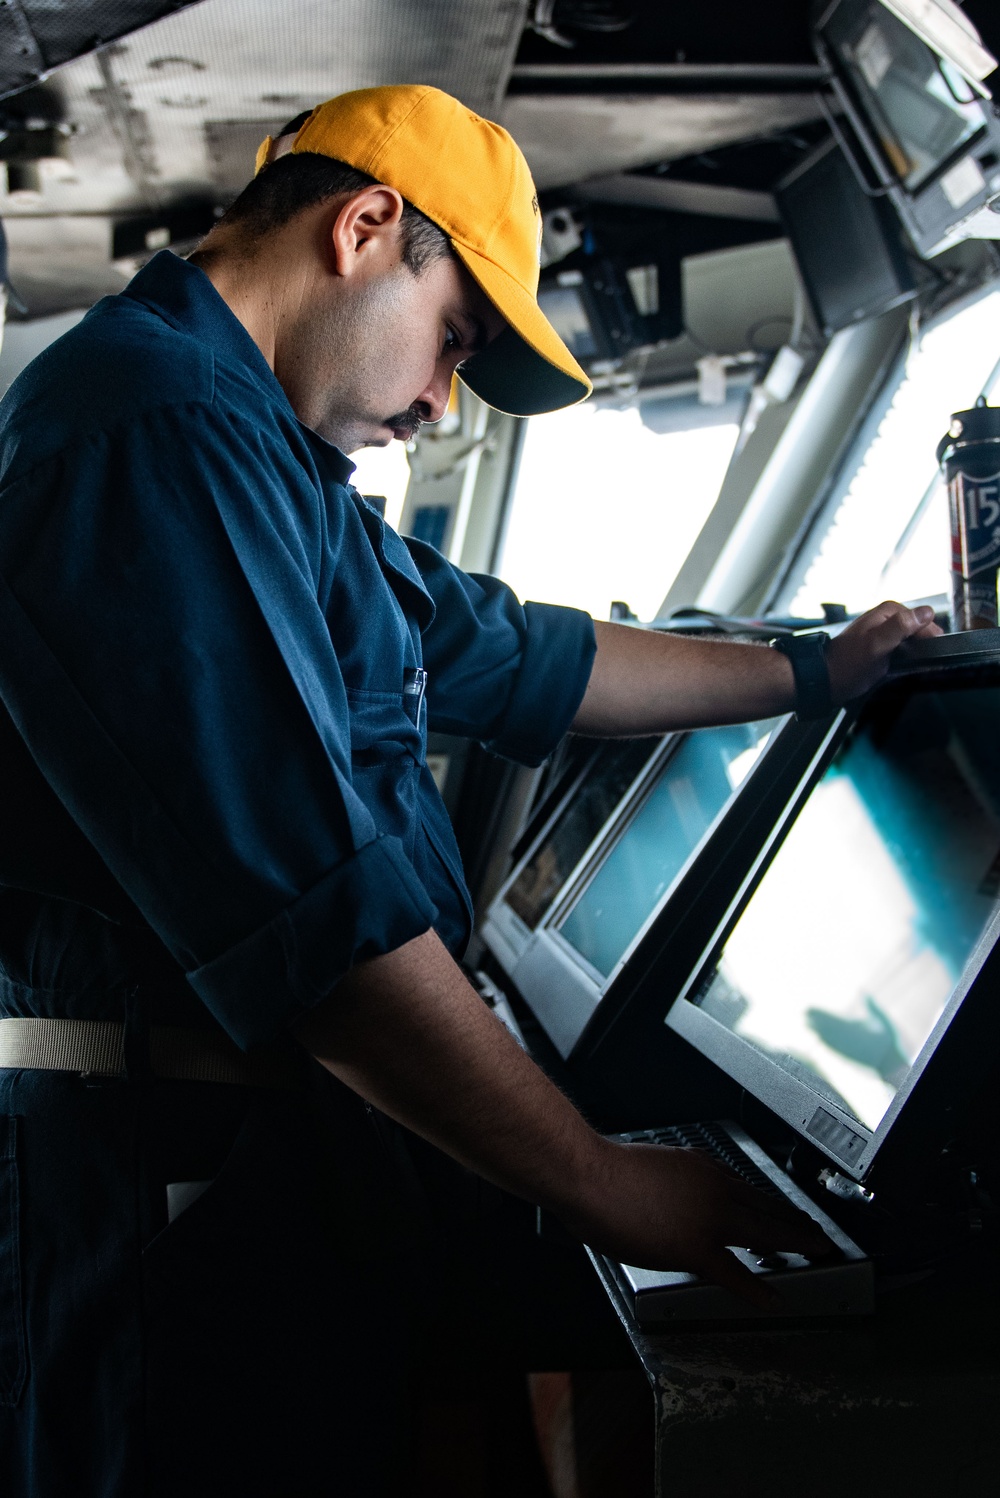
[187,839,435,1048]
[404,537,597,767]
[0,403,436,1048]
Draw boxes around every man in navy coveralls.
[0,86,939,1495]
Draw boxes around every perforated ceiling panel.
[0,0,203,100]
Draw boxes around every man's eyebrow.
[459,312,488,354]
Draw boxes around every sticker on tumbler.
[952,470,1000,572]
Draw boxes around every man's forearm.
[292,928,601,1223]
[572,621,796,736]
[291,928,830,1299]
[573,602,942,737]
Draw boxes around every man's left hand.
[826,599,943,705]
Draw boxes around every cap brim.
[453,243,592,417]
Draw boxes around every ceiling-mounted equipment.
[0,116,73,200]
[875,0,997,94]
[111,201,218,261]
[813,0,1000,256]
[537,252,682,373]
[539,206,583,268]
[776,132,918,335]
[526,0,634,51]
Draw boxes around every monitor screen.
[504,738,659,932]
[690,683,1000,1133]
[555,720,779,980]
[834,1,987,191]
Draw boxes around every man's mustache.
[385,404,427,442]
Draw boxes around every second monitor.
[482,714,789,1061]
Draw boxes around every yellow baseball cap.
[255,85,592,416]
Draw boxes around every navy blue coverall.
[0,252,600,1495]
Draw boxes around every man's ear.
[329,185,405,278]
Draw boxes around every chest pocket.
[345,687,423,843]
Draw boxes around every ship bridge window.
[785,285,1000,618]
[349,438,412,532]
[495,399,739,623]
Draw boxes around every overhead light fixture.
[877,0,997,93]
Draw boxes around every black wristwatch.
[769,631,833,720]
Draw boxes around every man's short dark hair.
[221,151,452,275]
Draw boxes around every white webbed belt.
[0,1017,297,1089]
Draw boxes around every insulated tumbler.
[938,397,1000,631]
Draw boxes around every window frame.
[766,273,1000,616]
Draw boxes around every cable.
[528,1,574,49]
[815,89,897,199]
[790,272,806,349]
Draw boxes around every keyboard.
[602,1119,874,1325]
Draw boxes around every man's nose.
[418,367,455,425]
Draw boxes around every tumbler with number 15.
[938,397,1000,632]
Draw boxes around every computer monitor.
[814,0,1000,257]
[483,735,663,977]
[668,654,1000,1180]
[483,717,784,1058]
[506,742,663,934]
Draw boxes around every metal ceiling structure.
[1,0,532,312]
[0,0,201,99]
[0,0,834,318]
[2,1,999,321]
[504,93,822,191]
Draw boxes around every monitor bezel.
[667,668,1000,1180]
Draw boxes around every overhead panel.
[502,93,825,191]
[572,173,779,224]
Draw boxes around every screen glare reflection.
[698,688,1000,1131]
[558,720,777,980]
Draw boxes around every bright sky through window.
[791,289,1000,617]
[349,438,412,532]
[496,402,738,622]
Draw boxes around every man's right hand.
[294,928,830,1309]
[561,1138,831,1308]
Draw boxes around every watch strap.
[770,631,833,720]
